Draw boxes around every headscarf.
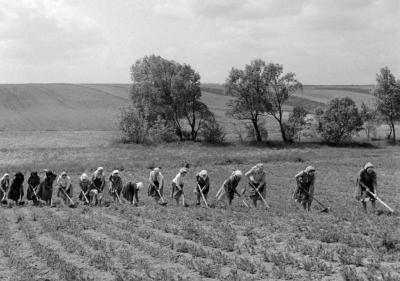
[80,173,89,182]
[57,171,71,187]
[199,170,207,178]
[305,166,315,173]
[232,170,242,178]
[136,182,144,190]
[179,167,188,174]
[94,167,104,178]
[112,170,119,176]
[364,162,374,170]
[0,173,9,182]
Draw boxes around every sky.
[0,0,399,84]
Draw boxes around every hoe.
[297,185,330,213]
[61,188,78,208]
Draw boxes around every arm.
[201,177,209,192]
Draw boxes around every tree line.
[119,55,400,145]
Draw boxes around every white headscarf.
[80,173,89,181]
[232,170,242,178]
[199,170,207,178]
[94,167,104,178]
[364,162,374,170]
[305,166,315,173]
[57,171,71,187]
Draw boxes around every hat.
[179,168,188,174]
[233,170,242,178]
[364,162,374,170]
[305,166,315,173]
[199,170,207,178]
[112,170,119,175]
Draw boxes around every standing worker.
[109,170,123,203]
[0,173,10,204]
[90,167,105,206]
[148,167,165,204]
[37,170,57,205]
[78,173,91,204]
[171,168,188,206]
[355,162,377,213]
[293,166,315,211]
[194,170,210,206]
[216,170,243,206]
[245,164,267,208]
[56,171,73,204]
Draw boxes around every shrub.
[148,117,178,143]
[201,118,226,144]
[118,107,148,144]
[316,97,363,143]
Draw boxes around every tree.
[283,106,308,142]
[225,59,272,142]
[317,97,363,143]
[360,102,378,141]
[173,64,213,141]
[373,67,400,143]
[264,63,303,142]
[129,55,213,141]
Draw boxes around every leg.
[252,197,257,208]
[302,201,307,210]
[196,193,201,205]
[371,200,376,212]
[362,201,367,213]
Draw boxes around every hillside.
[0,83,375,132]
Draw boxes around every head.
[3,173,9,179]
[97,167,104,175]
[305,166,315,176]
[80,173,89,181]
[255,163,264,171]
[136,182,144,190]
[199,170,207,179]
[31,171,38,177]
[233,170,242,180]
[61,171,67,179]
[179,168,188,177]
[153,167,161,175]
[364,162,374,174]
[112,170,119,177]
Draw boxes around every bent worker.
[194,170,210,206]
[27,171,41,205]
[293,166,315,211]
[148,167,164,203]
[37,170,57,205]
[109,170,123,203]
[8,172,24,204]
[122,181,142,206]
[57,171,73,204]
[90,167,105,206]
[0,173,10,203]
[245,164,267,208]
[216,170,243,206]
[355,162,377,213]
[78,173,91,204]
[171,168,188,206]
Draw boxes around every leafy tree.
[225,59,272,142]
[283,106,308,142]
[360,102,378,141]
[264,63,303,143]
[373,67,400,143]
[317,97,363,143]
[129,55,213,141]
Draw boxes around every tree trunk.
[252,119,262,142]
[391,122,396,143]
[278,120,289,143]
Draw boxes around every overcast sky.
[0,0,399,84]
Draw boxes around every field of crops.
[1,139,400,281]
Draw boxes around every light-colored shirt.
[149,171,164,185]
[172,173,185,186]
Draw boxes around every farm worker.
[355,162,377,213]
[194,170,210,205]
[122,181,143,206]
[0,173,10,203]
[245,164,267,207]
[171,168,188,206]
[216,170,243,206]
[8,172,24,204]
[293,166,315,211]
[27,171,41,205]
[37,170,57,205]
[90,167,105,206]
[78,173,91,203]
[108,170,123,202]
[57,171,73,204]
[148,167,165,203]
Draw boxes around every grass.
[0,83,399,280]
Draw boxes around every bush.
[118,107,148,144]
[201,118,226,144]
[148,117,178,143]
[316,97,363,143]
